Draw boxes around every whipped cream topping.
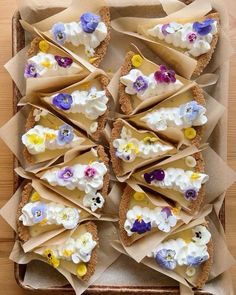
[26,52,80,78]
[51,87,109,120]
[120,69,183,101]
[141,101,207,131]
[150,225,211,271]
[145,168,209,194]
[22,125,83,155]
[124,205,179,236]
[147,21,218,57]
[41,161,107,194]
[52,21,107,57]
[113,126,173,162]
[19,201,80,229]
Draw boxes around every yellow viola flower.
[41,59,52,68]
[133,192,145,201]
[39,40,50,53]
[27,134,44,145]
[124,142,139,154]
[30,192,40,202]
[131,54,143,68]
[184,127,196,140]
[191,172,201,180]
[76,263,87,277]
[143,136,158,144]
[43,249,60,268]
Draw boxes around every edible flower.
[30,192,41,202]
[133,192,145,201]
[157,209,177,232]
[52,93,73,111]
[131,216,151,235]
[80,12,100,33]
[192,225,211,245]
[58,167,74,181]
[132,76,148,92]
[52,22,66,44]
[83,191,105,212]
[193,18,214,36]
[180,101,201,121]
[142,136,158,144]
[43,249,60,268]
[55,56,73,68]
[24,63,39,78]
[76,263,87,277]
[187,32,197,43]
[184,189,197,201]
[57,124,74,145]
[31,203,46,223]
[39,40,50,53]
[131,54,143,68]
[187,254,209,266]
[184,127,197,139]
[155,249,176,270]
[144,169,165,184]
[154,65,176,84]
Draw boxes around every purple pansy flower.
[52,93,73,111]
[154,65,176,84]
[31,203,46,223]
[24,63,39,78]
[193,18,214,36]
[180,101,201,121]
[187,255,209,266]
[58,167,74,180]
[187,32,197,43]
[184,189,197,201]
[57,124,74,145]
[84,166,97,178]
[155,249,176,270]
[133,76,148,92]
[144,169,165,184]
[55,56,73,68]
[131,219,151,235]
[161,207,172,218]
[52,22,66,44]
[161,24,170,36]
[80,12,100,33]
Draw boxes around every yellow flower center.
[124,142,139,154]
[39,40,50,53]
[41,59,52,68]
[39,218,48,225]
[131,54,143,68]
[184,127,197,140]
[62,213,68,220]
[76,263,87,277]
[143,136,158,144]
[191,172,201,180]
[45,133,56,140]
[133,192,145,201]
[63,249,73,257]
[136,215,143,222]
[30,192,41,202]
[27,134,44,145]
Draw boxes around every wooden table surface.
[0,0,236,294]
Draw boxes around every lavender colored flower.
[187,255,209,266]
[131,219,151,235]
[161,207,172,218]
[31,203,46,223]
[55,56,73,68]
[161,24,170,36]
[84,166,97,178]
[193,18,214,36]
[52,93,73,111]
[57,124,74,145]
[133,76,148,92]
[180,101,201,121]
[154,65,176,84]
[58,167,74,180]
[80,12,100,33]
[52,22,66,44]
[24,63,39,78]
[184,189,197,201]
[155,249,176,270]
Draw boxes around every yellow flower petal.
[89,57,99,64]
[41,59,52,68]
[45,133,56,140]
[76,263,87,277]
[133,192,145,201]
[143,136,158,144]
[184,127,196,140]
[131,54,143,68]
[27,134,44,145]
[30,192,41,202]
[39,218,48,225]
[39,40,50,53]
[43,249,60,268]
[63,249,73,257]
[191,172,201,180]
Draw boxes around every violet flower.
[52,93,73,111]
[154,65,176,84]
[180,101,201,121]
[161,24,170,36]
[187,255,209,266]
[133,76,148,92]
[52,23,66,44]
[80,12,100,33]
[55,56,73,68]
[155,249,176,270]
[58,167,74,180]
[24,63,39,78]
[57,124,74,145]
[193,18,214,36]
[184,189,197,201]
[144,169,165,184]
[131,219,151,235]
[84,166,97,179]
[31,203,46,223]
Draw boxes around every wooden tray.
[12,8,225,295]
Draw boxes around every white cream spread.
[124,205,179,236]
[50,87,109,120]
[19,201,80,229]
[41,161,107,194]
[144,168,209,194]
[147,21,218,57]
[25,52,81,78]
[22,125,84,155]
[150,225,211,271]
[120,69,183,101]
[113,126,173,162]
[141,101,207,131]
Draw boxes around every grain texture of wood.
[0,0,236,293]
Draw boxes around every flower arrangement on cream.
[22,124,84,155]
[141,100,207,132]
[149,225,212,286]
[143,167,209,201]
[145,18,218,57]
[120,65,183,101]
[124,206,180,237]
[19,200,80,230]
[113,126,173,162]
[48,86,109,120]
[51,12,108,58]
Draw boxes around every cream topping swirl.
[21,125,84,155]
[147,21,218,57]
[19,201,80,230]
[145,168,209,194]
[141,101,207,131]
[41,161,107,193]
[113,126,173,162]
[120,69,183,101]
